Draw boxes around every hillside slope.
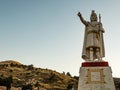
[0,60,78,89]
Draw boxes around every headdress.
[90,10,98,21]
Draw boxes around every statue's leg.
[90,48,94,61]
[96,48,101,60]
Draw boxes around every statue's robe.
[82,22,105,60]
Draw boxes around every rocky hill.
[0,60,78,90]
[0,60,120,90]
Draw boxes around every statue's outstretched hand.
[77,12,81,16]
[77,12,87,26]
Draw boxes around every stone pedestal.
[78,61,116,90]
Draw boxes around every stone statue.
[77,10,105,61]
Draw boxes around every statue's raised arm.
[77,12,88,26]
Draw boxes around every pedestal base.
[78,62,115,90]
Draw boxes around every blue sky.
[0,0,120,77]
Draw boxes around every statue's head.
[90,10,98,22]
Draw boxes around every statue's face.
[90,15,97,22]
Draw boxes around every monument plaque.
[77,10,115,90]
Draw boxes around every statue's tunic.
[86,22,100,48]
[82,21,105,60]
